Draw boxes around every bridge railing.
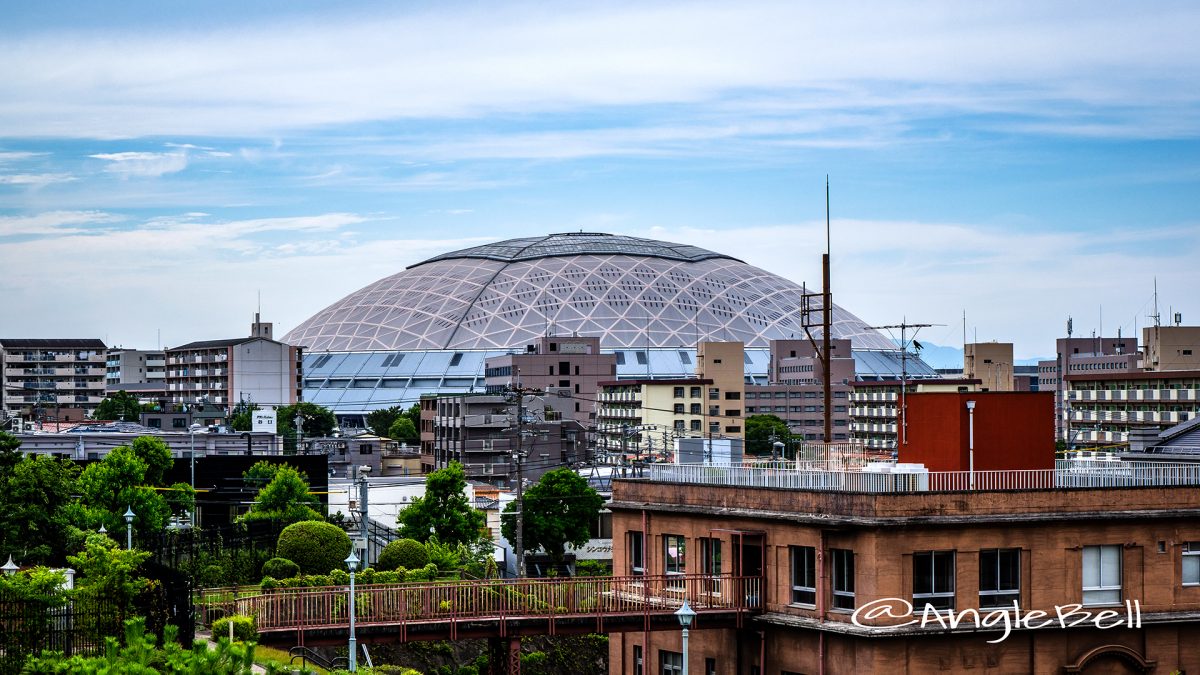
[235,573,761,632]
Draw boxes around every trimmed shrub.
[276,521,352,575]
[211,614,257,642]
[377,538,429,572]
[261,557,300,580]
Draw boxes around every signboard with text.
[252,408,278,434]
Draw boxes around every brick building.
[483,334,617,429]
[609,460,1200,674]
[0,338,107,421]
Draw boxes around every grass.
[253,644,329,674]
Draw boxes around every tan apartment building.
[0,338,107,422]
[695,341,746,439]
[165,317,302,409]
[482,334,617,429]
[595,378,713,457]
[609,460,1200,674]
[105,347,167,402]
[1141,325,1200,371]
[964,341,1014,392]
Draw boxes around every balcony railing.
[641,460,1200,493]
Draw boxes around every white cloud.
[89,151,189,177]
[0,2,1195,139]
[0,151,47,162]
[0,210,122,236]
[0,172,75,186]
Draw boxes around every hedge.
[377,539,429,572]
[211,614,257,642]
[276,521,352,574]
[261,557,300,580]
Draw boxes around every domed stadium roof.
[283,232,895,351]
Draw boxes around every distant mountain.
[889,340,1050,369]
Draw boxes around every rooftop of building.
[410,232,736,268]
[1066,369,1200,382]
[0,338,107,349]
[609,458,1200,524]
[168,336,280,351]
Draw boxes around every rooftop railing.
[641,459,1200,493]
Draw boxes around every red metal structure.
[201,573,761,673]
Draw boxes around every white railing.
[642,460,1200,493]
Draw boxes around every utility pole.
[505,370,540,578]
[800,178,835,447]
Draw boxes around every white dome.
[283,232,894,351]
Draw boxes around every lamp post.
[966,400,976,490]
[189,423,202,527]
[123,505,135,550]
[345,551,359,672]
[674,599,696,675]
[772,440,785,463]
[2,555,18,576]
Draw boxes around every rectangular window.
[1183,542,1200,586]
[674,404,685,414]
[913,551,956,610]
[690,386,701,398]
[790,546,816,606]
[709,388,719,400]
[690,403,701,415]
[724,391,741,400]
[629,531,644,576]
[831,548,855,610]
[660,650,682,675]
[979,548,1021,607]
[705,658,716,675]
[634,645,643,675]
[665,535,686,578]
[674,420,685,431]
[674,386,685,398]
[690,420,702,431]
[1083,545,1122,605]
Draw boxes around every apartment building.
[482,334,617,428]
[1038,336,1140,440]
[849,378,980,451]
[428,392,585,486]
[1140,325,1200,371]
[105,347,166,401]
[165,317,302,409]
[0,338,107,421]
[595,378,713,456]
[1066,370,1200,447]
[609,459,1200,674]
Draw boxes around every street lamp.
[772,440,785,462]
[345,550,359,672]
[190,423,202,527]
[674,599,696,675]
[966,400,976,490]
[2,555,18,576]
[123,505,135,550]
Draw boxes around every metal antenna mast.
[868,320,937,447]
[800,177,835,445]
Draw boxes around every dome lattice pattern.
[283,233,894,351]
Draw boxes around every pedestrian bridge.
[201,573,761,647]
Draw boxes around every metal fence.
[228,573,761,634]
[0,593,122,670]
[643,460,1200,493]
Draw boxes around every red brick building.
[609,461,1200,674]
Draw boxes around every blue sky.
[1,1,1197,358]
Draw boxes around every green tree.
[275,521,352,574]
[397,462,485,546]
[387,416,419,444]
[93,390,144,422]
[366,405,404,438]
[0,454,80,564]
[240,464,323,524]
[501,468,604,565]
[228,400,258,432]
[75,444,170,533]
[130,435,173,486]
[744,414,793,455]
[68,532,153,614]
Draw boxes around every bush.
[211,614,257,642]
[261,557,300,580]
[377,538,429,572]
[276,521,352,574]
